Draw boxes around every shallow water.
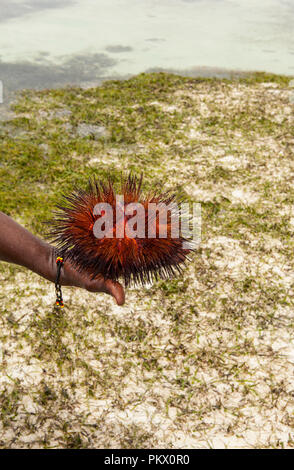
[0,0,293,97]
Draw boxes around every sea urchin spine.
[48,174,194,286]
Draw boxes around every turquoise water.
[0,0,293,94]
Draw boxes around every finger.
[88,277,125,305]
[104,279,125,306]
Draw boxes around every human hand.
[0,212,125,306]
[59,258,125,306]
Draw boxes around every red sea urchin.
[48,174,194,286]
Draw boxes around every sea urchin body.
[48,174,193,286]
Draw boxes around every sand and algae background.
[0,72,294,448]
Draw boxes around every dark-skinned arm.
[0,211,125,305]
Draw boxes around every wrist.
[34,242,57,284]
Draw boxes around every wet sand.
[0,0,293,101]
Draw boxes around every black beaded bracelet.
[55,256,64,308]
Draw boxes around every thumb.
[104,280,125,306]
